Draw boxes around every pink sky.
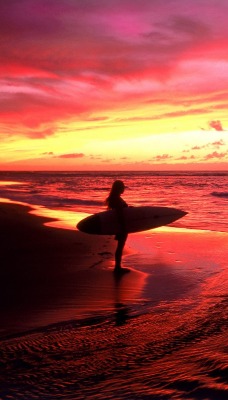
[0,0,227,170]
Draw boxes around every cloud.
[169,15,210,39]
[175,155,195,161]
[0,0,228,144]
[0,1,224,82]
[211,139,225,147]
[56,153,85,159]
[0,90,89,134]
[101,158,115,163]
[42,151,54,156]
[192,145,203,150]
[151,154,173,162]
[191,140,226,152]
[27,127,56,138]
[84,116,109,122]
[209,120,224,131]
[0,2,145,78]
[204,151,227,160]
[115,107,211,124]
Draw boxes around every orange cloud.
[55,153,85,159]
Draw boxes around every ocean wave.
[211,191,228,198]
[0,190,103,208]
[29,195,103,208]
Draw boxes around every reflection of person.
[106,180,128,272]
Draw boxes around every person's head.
[106,180,125,208]
[110,180,125,196]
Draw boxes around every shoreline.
[1,196,228,235]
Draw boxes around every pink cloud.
[204,151,227,160]
[152,154,173,162]
[209,120,224,131]
[0,91,89,133]
[0,0,228,140]
[27,128,56,139]
[211,139,225,147]
[84,116,109,122]
[190,140,226,152]
[176,155,195,161]
[1,0,226,81]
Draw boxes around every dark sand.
[0,202,227,399]
[0,202,146,337]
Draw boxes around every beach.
[0,201,227,399]
[0,202,147,337]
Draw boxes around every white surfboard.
[76,206,187,235]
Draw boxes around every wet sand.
[0,202,227,399]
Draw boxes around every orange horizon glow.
[0,1,227,171]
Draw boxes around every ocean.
[0,170,227,232]
[0,171,227,400]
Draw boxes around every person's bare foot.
[114,267,130,274]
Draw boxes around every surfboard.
[76,206,187,235]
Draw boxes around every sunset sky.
[0,0,227,171]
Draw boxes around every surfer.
[106,180,128,272]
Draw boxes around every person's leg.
[115,234,128,270]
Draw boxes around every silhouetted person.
[106,180,128,272]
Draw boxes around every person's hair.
[106,180,125,208]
